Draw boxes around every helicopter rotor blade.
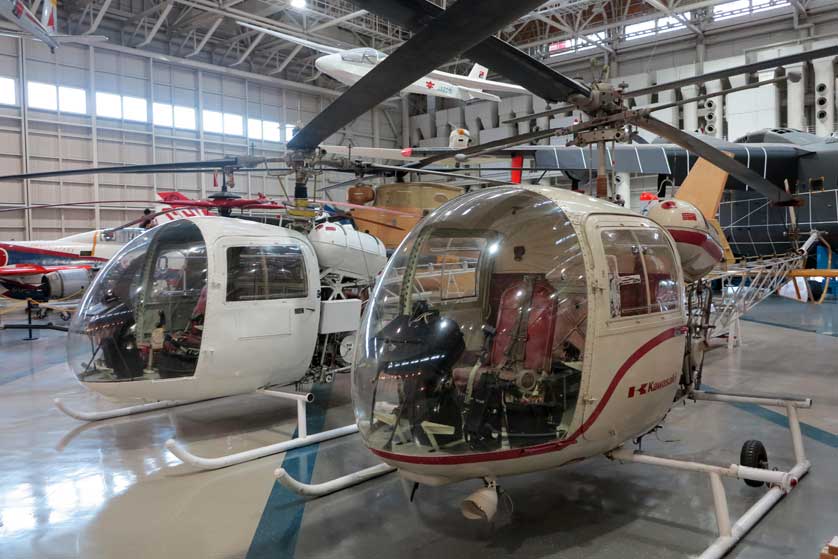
[0,159,246,182]
[0,200,161,213]
[364,163,511,186]
[631,113,800,206]
[351,0,590,104]
[288,0,551,151]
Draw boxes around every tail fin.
[41,0,57,33]
[468,64,489,80]
[153,191,209,225]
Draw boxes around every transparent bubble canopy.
[352,188,589,460]
[67,220,208,384]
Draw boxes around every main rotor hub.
[573,82,624,115]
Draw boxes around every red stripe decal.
[0,243,107,262]
[369,326,683,466]
[668,229,724,262]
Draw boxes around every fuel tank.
[647,199,723,282]
[308,223,387,281]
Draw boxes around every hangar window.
[247,118,263,140]
[284,123,296,141]
[602,228,679,317]
[122,96,148,122]
[202,109,223,133]
[0,77,15,105]
[153,102,173,126]
[263,120,281,142]
[58,86,86,114]
[173,106,196,130]
[226,245,308,301]
[28,81,57,111]
[96,92,122,119]
[223,113,243,136]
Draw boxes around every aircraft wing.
[426,69,528,94]
[236,22,343,55]
[0,264,92,277]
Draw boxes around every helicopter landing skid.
[54,397,193,421]
[164,388,358,471]
[275,462,396,497]
[609,389,812,559]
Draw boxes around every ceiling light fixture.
[290,0,306,8]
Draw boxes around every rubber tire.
[740,440,768,487]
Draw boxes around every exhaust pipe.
[460,481,498,522]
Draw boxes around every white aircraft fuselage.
[315,48,503,103]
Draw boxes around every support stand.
[164,388,358,470]
[24,300,38,341]
[609,389,811,559]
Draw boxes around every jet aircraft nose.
[315,54,340,75]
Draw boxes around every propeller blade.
[632,114,800,206]
[288,0,550,151]
[624,44,838,99]
[0,159,242,181]
[352,0,590,104]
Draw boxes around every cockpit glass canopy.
[353,188,589,458]
[340,48,385,65]
[67,220,208,383]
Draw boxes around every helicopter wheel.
[740,439,769,487]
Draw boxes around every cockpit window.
[226,245,307,301]
[67,220,208,383]
[353,188,588,458]
[602,227,679,317]
[340,48,385,65]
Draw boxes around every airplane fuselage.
[314,51,500,103]
[0,0,59,50]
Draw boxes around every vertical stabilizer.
[468,63,489,80]
[41,0,57,33]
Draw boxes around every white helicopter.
[276,182,815,559]
[56,203,391,466]
[237,22,528,104]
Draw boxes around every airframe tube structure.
[610,389,812,559]
[164,388,358,470]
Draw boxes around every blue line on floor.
[246,384,332,559]
[741,317,837,337]
[703,385,838,449]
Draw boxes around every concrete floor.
[1,297,837,558]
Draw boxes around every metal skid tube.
[611,388,811,559]
[275,463,396,497]
[165,424,359,470]
[54,397,192,421]
[165,388,358,470]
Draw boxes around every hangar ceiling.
[56,0,806,85]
